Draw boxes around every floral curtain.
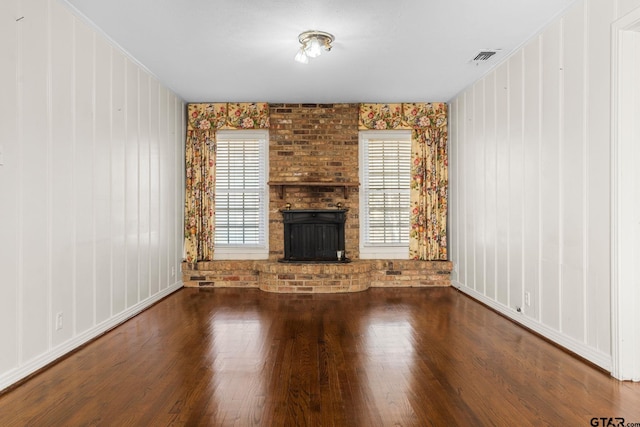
[358,103,448,260]
[184,102,270,262]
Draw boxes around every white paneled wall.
[0,0,185,390]
[450,0,640,371]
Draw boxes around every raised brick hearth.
[182,260,452,293]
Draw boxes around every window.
[359,130,411,259]
[214,130,269,259]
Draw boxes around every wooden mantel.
[268,181,359,199]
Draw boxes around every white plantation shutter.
[359,131,411,258]
[214,131,268,257]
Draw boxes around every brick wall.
[269,103,360,261]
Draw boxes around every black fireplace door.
[282,210,346,261]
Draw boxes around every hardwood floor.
[1,287,639,426]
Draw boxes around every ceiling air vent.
[470,49,501,64]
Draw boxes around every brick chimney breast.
[269,103,360,261]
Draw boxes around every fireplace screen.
[280,209,348,262]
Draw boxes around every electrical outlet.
[56,312,63,331]
[524,291,531,307]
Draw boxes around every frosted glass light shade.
[306,37,322,58]
[294,49,309,64]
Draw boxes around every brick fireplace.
[268,103,360,259]
[182,103,452,292]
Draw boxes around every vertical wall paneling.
[523,38,542,320]
[0,0,185,391]
[449,0,629,370]
[0,0,20,373]
[16,0,25,368]
[138,72,150,302]
[611,2,640,380]
[94,35,112,325]
[458,94,467,287]
[50,0,74,346]
[560,2,586,342]
[167,94,175,287]
[111,50,127,313]
[587,0,614,355]
[125,60,139,308]
[484,74,497,300]
[473,81,486,295]
[172,97,182,286]
[465,91,475,290]
[165,94,173,288]
[494,62,509,306]
[169,90,177,289]
[540,21,562,330]
[111,51,127,315]
[508,51,524,311]
[149,80,160,297]
[158,87,168,290]
[45,0,52,350]
[20,0,50,362]
[74,20,96,334]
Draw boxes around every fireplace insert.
[280,209,349,263]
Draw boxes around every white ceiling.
[63,0,576,103]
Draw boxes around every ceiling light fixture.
[294,30,334,64]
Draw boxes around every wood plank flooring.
[0,287,639,426]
